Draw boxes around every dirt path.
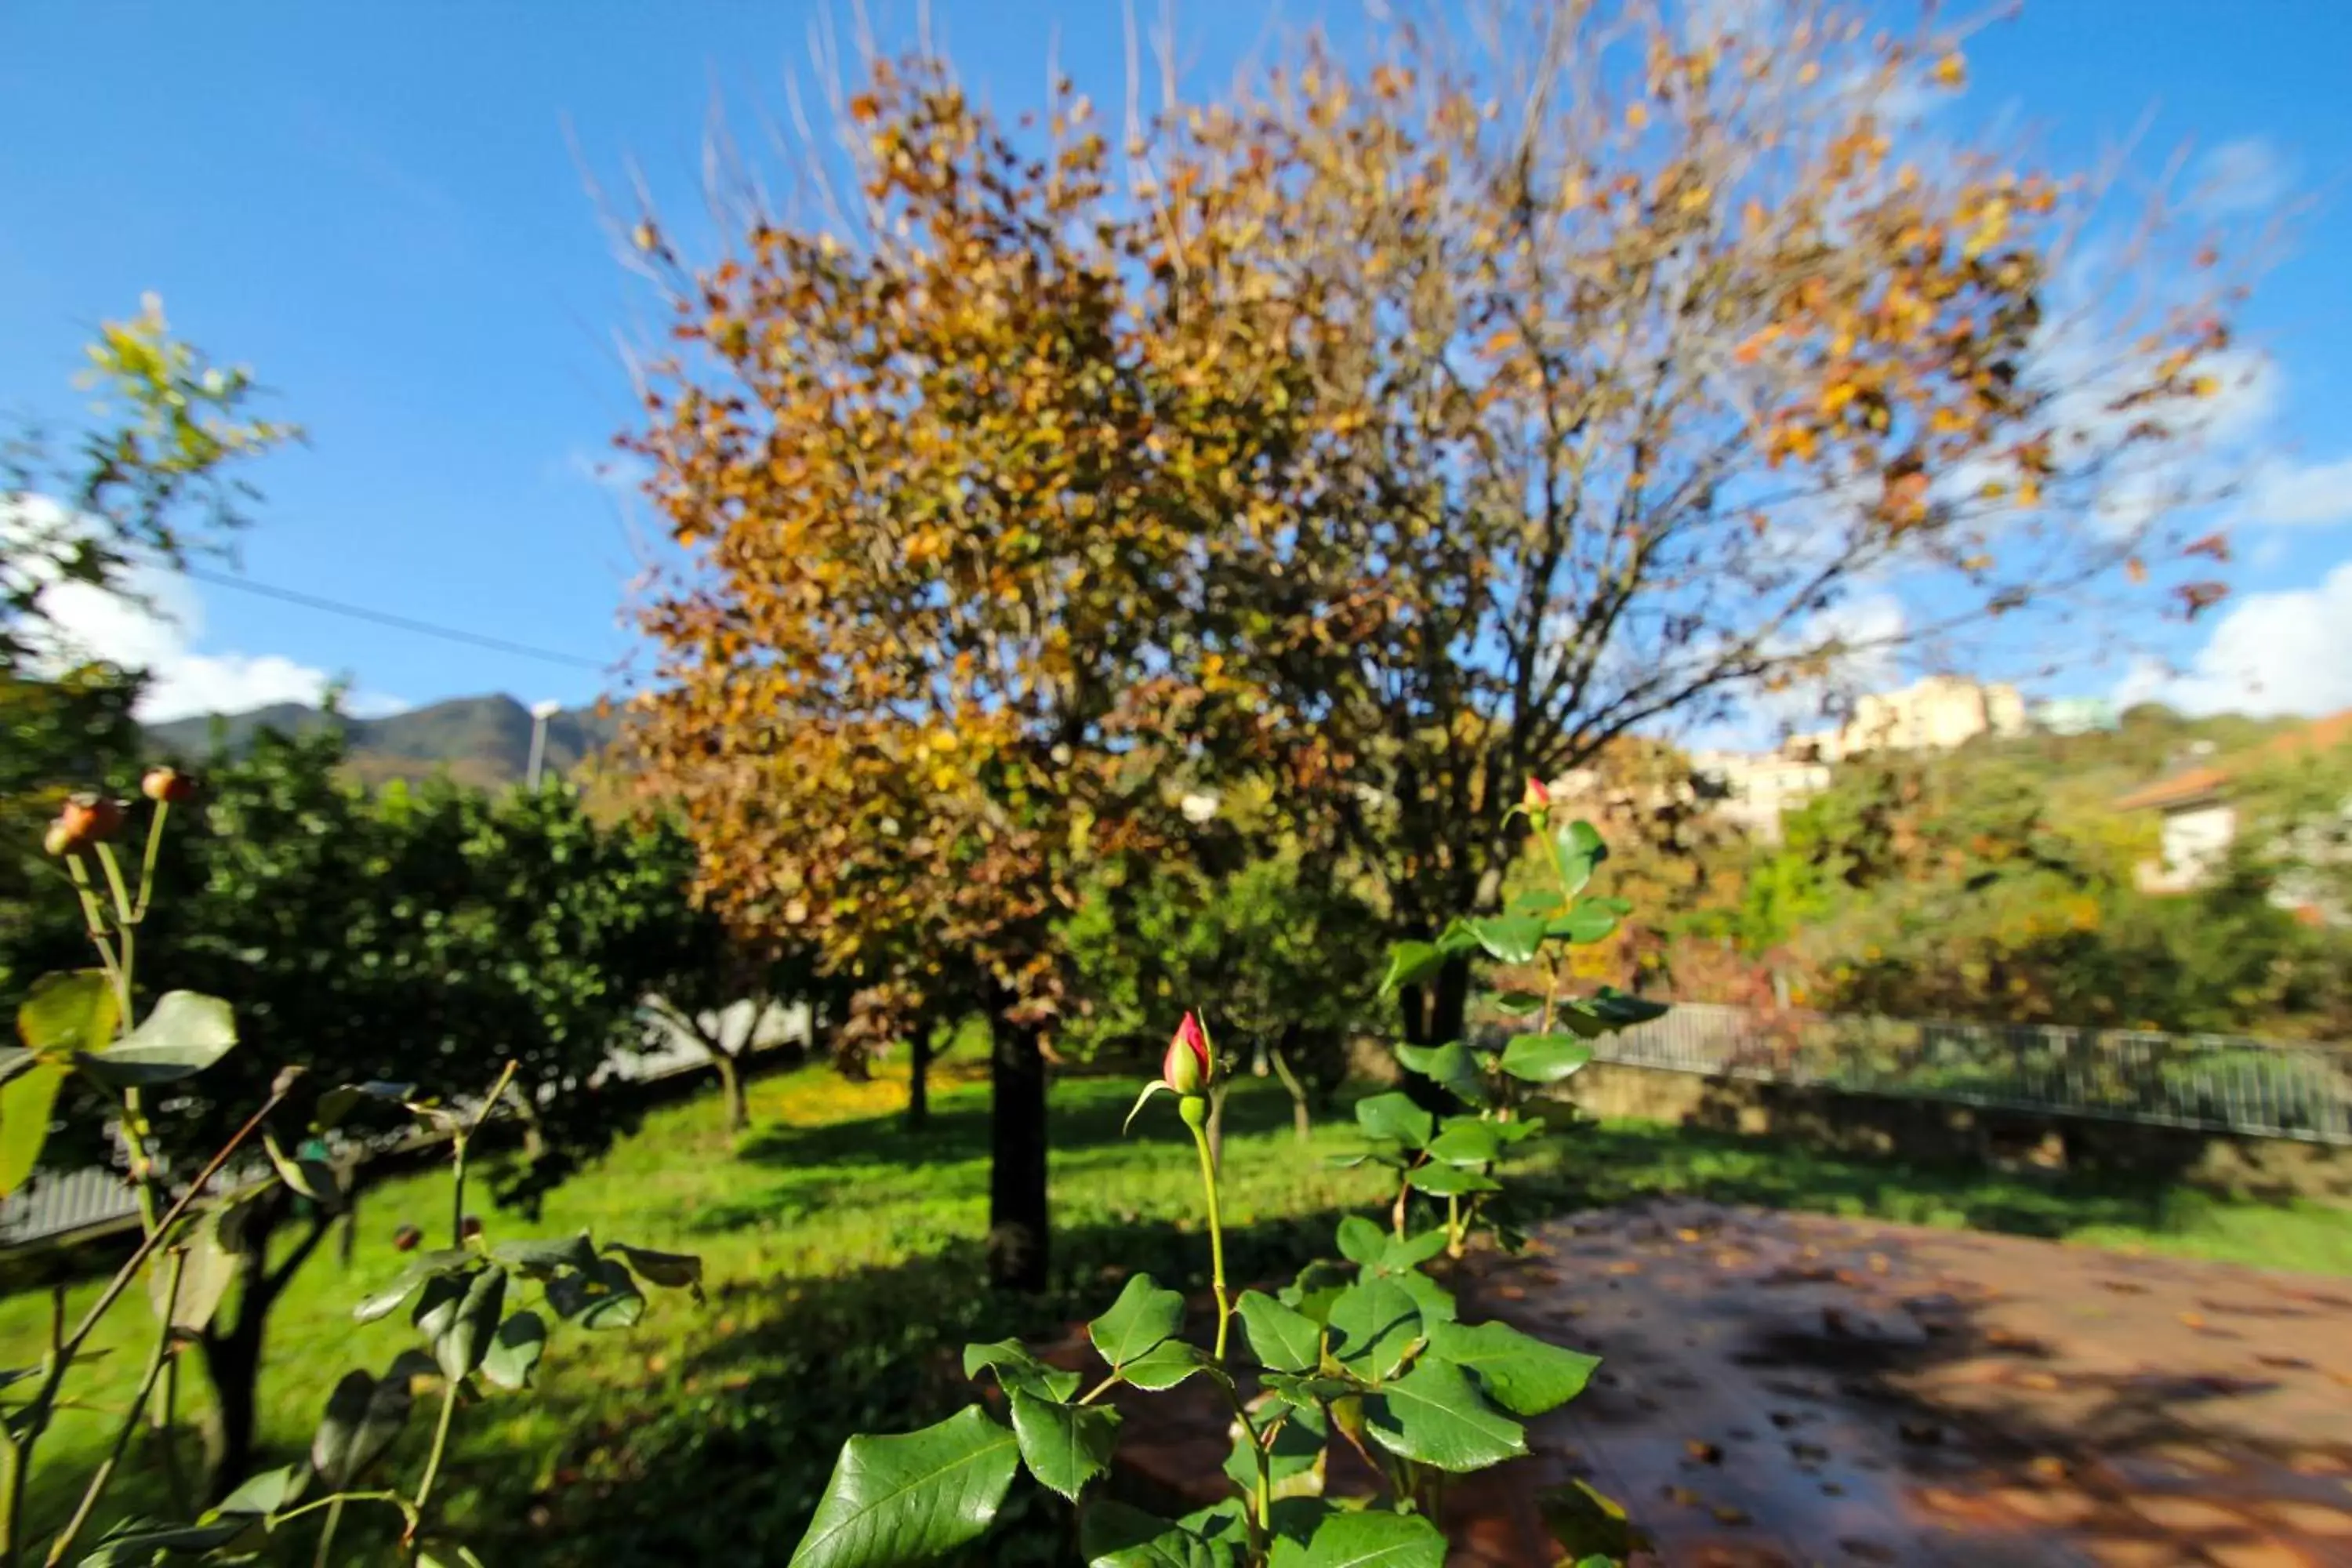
[1462,1200,2352,1566]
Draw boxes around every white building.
[1690,749,1831,844]
[1802,675,2028,761]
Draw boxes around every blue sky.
[4,2,2350,724]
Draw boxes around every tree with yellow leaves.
[619,0,2254,1285]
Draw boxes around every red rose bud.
[1522,775,1552,812]
[1163,1011,1211,1094]
[459,1214,485,1242]
[392,1223,423,1254]
[141,766,197,804]
[49,793,125,854]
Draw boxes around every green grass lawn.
[4,1054,2347,1565]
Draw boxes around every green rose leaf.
[16,971,117,1058]
[1432,917,1483,958]
[1498,1035,1595,1084]
[1087,1272,1185,1369]
[1544,904,1620,946]
[1236,1290,1322,1374]
[1586,988,1669,1028]
[1490,990,1547,1015]
[151,1205,241,1334]
[489,1233,597,1279]
[432,1265,507,1381]
[787,1406,1020,1568]
[1423,1117,1504,1167]
[1334,1215,1387,1266]
[1505,890,1565,919]
[1376,1230,1448,1274]
[1009,1390,1120,1501]
[964,1339,1081,1403]
[1260,1372,1354,1412]
[1404,1163,1500,1197]
[1392,1043,1483,1106]
[1225,1397,1328,1497]
[0,1059,69,1197]
[77,991,237,1087]
[1080,1501,1240,1568]
[1391,1268,1458,1326]
[1552,819,1608,898]
[1363,1359,1527,1473]
[75,1516,249,1566]
[546,1257,646,1331]
[1123,1338,1214,1392]
[607,1240,706,1301]
[1375,942,1443,1000]
[213,1462,304,1518]
[1425,1319,1600,1417]
[1327,1277,1421,1384]
[353,1249,473,1324]
[1538,1479,1649,1564]
[1351,1093,1432,1150]
[263,1131,340,1211]
[1280,1260,1351,1326]
[1465,914,1545,965]
[310,1367,414,1487]
[313,1080,416,1131]
[481,1310,548,1391]
[1265,1508,1446,1568]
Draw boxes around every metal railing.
[1,1000,804,1249]
[1497,1001,2352,1145]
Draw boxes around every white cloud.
[2117,561,2352,717]
[2188,137,2291,219]
[2244,455,2352,527]
[9,495,408,724]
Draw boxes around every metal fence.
[0,998,807,1249]
[1518,1001,2352,1145]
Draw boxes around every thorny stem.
[274,1490,414,1530]
[410,1381,461,1529]
[133,799,169,921]
[63,858,127,1017]
[310,1501,347,1568]
[1446,1195,1464,1259]
[450,1061,521,1248]
[1207,1377,1273,1545]
[44,1253,184,1566]
[1183,1107,1232,1363]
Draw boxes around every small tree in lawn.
[11,728,688,1494]
[628,812,814,1134]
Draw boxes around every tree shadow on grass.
[1519,1114,2183,1244]
[426,1203,1356,1568]
[683,1082,1320,1238]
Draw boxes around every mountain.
[144,695,624,789]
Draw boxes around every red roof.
[2115,708,2352,812]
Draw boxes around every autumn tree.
[1120,0,2258,1045]
[619,0,2256,1274]
[618,64,1314,1290]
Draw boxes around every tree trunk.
[196,1191,330,1501]
[1269,1034,1313,1144]
[986,1011,1049,1292]
[714,1050,748,1133]
[906,1019,932,1134]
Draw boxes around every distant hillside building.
[2117,709,2352,902]
[1690,749,1831,843]
[2032,696,2121,736]
[1805,675,2028,761]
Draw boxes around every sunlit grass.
[2,1049,2343,1564]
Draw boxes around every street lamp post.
[526,699,564,789]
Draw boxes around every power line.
[179,565,611,671]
